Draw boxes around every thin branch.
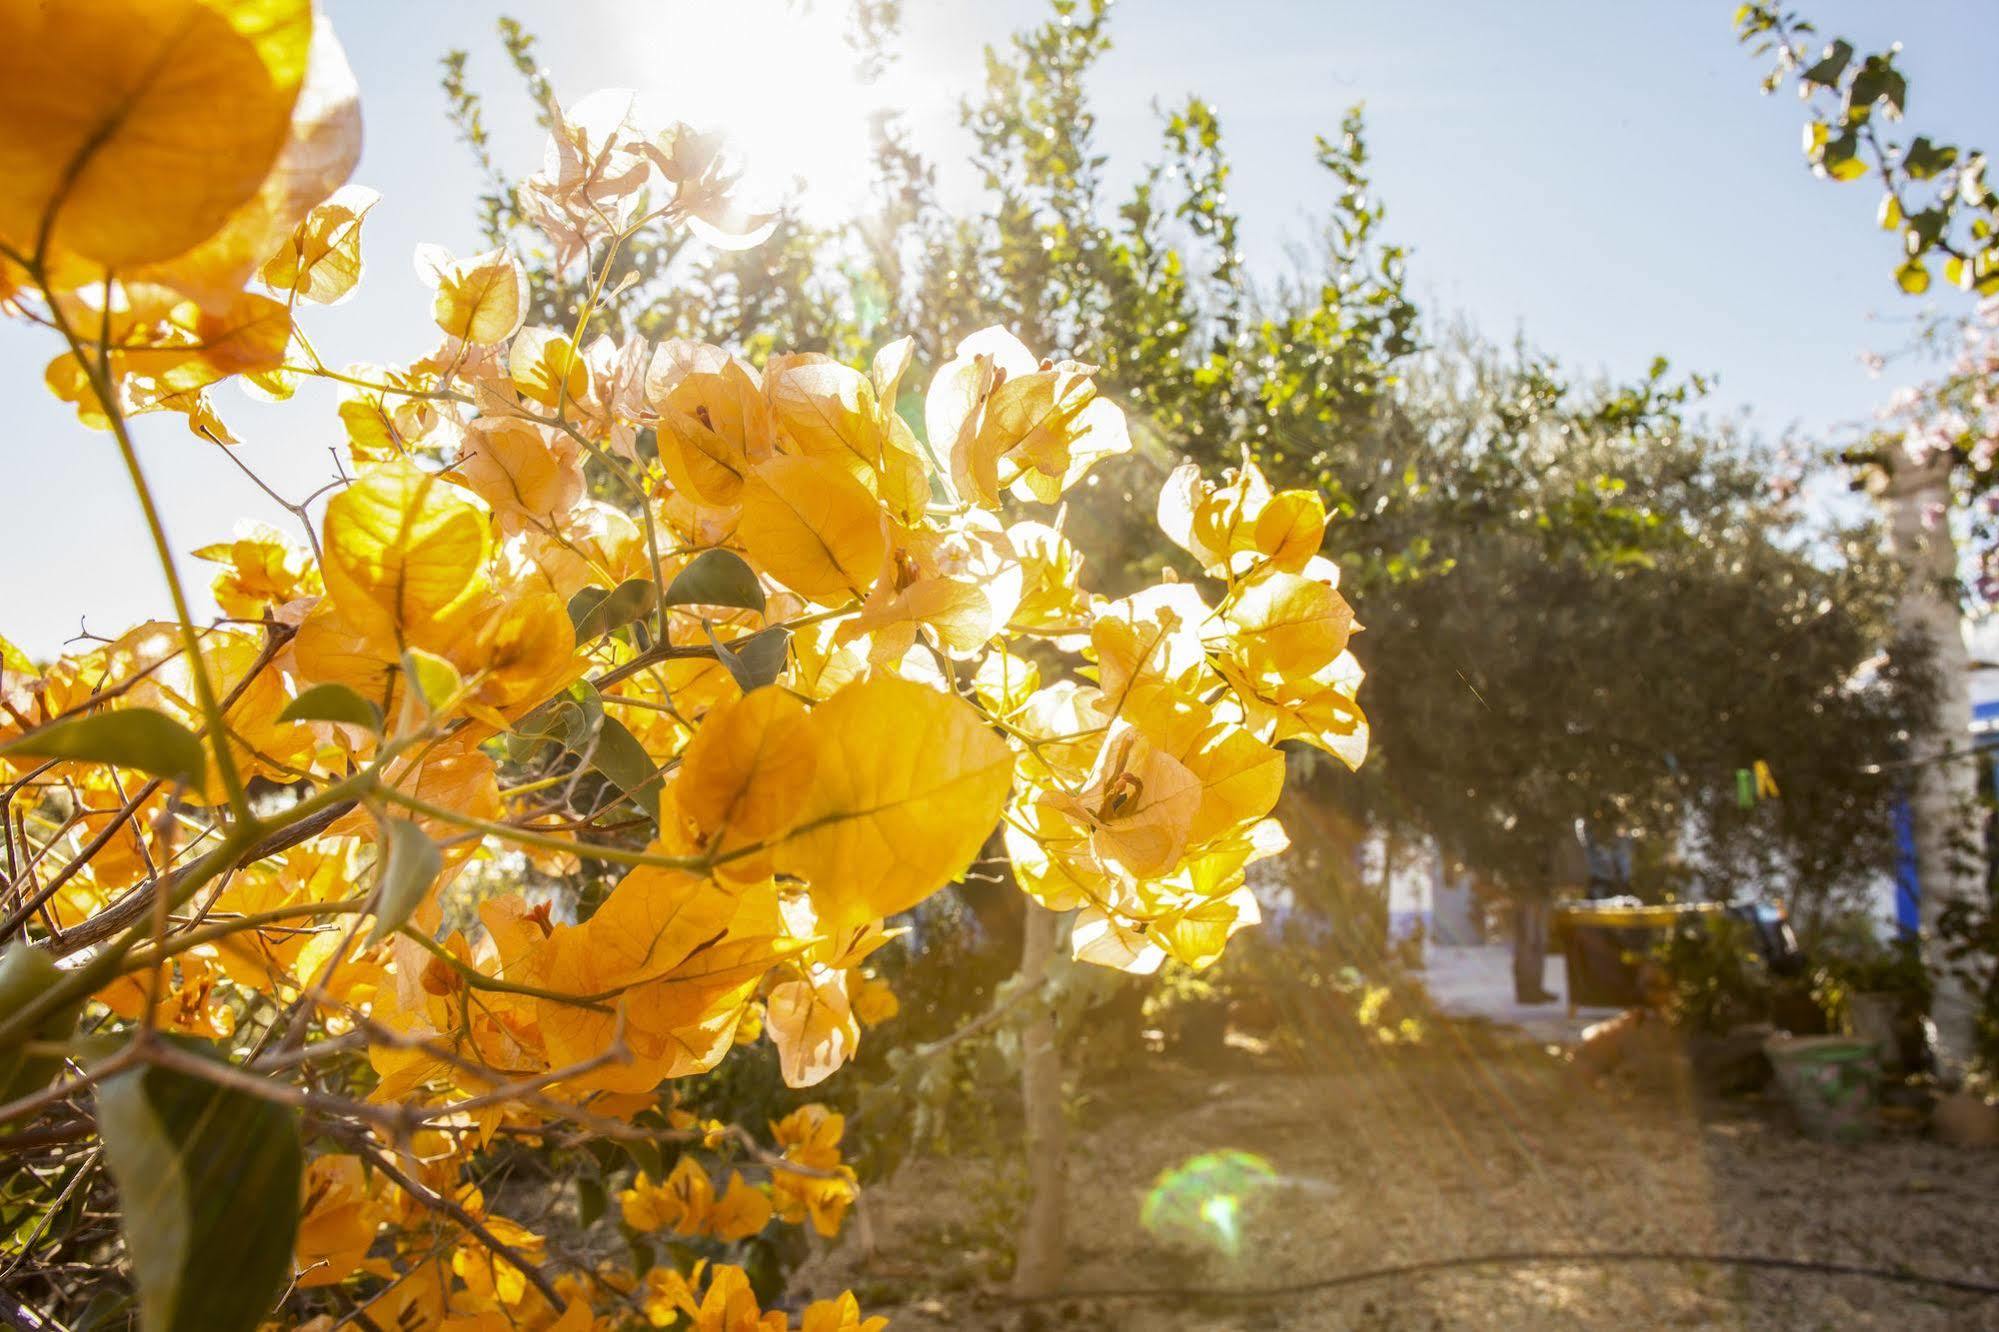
[347,1142,567,1310]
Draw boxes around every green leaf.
[399,648,463,715]
[512,687,659,826]
[1821,130,1869,182]
[1905,206,1948,252]
[576,1173,607,1230]
[665,549,766,614]
[512,699,588,753]
[97,1042,302,1332]
[0,944,83,1115]
[0,709,206,786]
[1902,136,1958,181]
[1800,38,1852,88]
[277,682,383,732]
[708,626,791,693]
[1847,55,1907,119]
[585,715,663,826]
[569,578,659,641]
[365,817,444,946]
[624,1136,664,1183]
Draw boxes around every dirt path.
[798,1024,1999,1329]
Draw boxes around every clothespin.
[1753,759,1779,800]
[1735,768,1754,809]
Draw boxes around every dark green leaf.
[568,586,608,633]
[624,1137,664,1182]
[709,626,791,693]
[1847,54,1906,119]
[277,683,383,732]
[514,686,660,826]
[0,709,206,786]
[1905,206,1948,251]
[585,715,663,826]
[570,578,659,641]
[513,698,588,752]
[514,684,604,750]
[1800,38,1852,88]
[665,549,766,615]
[365,817,444,946]
[97,1042,302,1332]
[576,1173,606,1230]
[1881,67,1908,116]
[1903,136,1958,181]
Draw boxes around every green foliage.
[364,816,444,945]
[587,714,667,824]
[1735,3,1999,295]
[509,683,664,827]
[0,709,207,788]
[276,681,384,731]
[1814,918,1929,998]
[1654,913,1824,1036]
[1338,330,1920,906]
[570,577,663,640]
[1937,844,1999,1069]
[664,550,768,615]
[0,944,82,1113]
[96,1044,303,1332]
[706,626,792,693]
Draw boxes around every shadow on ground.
[797,1013,1999,1330]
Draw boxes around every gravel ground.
[796,1023,1999,1330]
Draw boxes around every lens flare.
[1140,1149,1278,1258]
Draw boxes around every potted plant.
[1823,935,1930,1074]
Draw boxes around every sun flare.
[635,0,915,222]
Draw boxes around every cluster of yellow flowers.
[0,2,1365,1328]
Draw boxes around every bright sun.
[635,0,917,223]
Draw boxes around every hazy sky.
[6,0,1996,657]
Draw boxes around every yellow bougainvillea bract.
[0,9,1367,1329]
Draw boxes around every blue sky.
[6,0,1996,656]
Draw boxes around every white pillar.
[1881,446,1983,1075]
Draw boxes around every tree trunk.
[1882,447,1982,1076]
[1513,894,1551,1004]
[1011,902,1066,1299]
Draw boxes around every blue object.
[1891,795,1920,940]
